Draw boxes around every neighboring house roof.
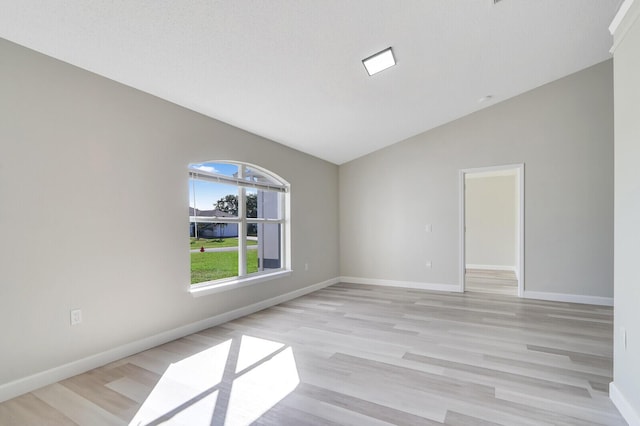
[189,207,235,218]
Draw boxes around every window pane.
[211,189,240,218]
[246,188,258,218]
[191,251,238,283]
[190,179,239,219]
[246,235,259,275]
[251,189,281,219]
[190,162,238,177]
[190,222,238,240]
[255,223,282,271]
[244,166,281,186]
[190,225,241,283]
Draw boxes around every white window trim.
[190,269,292,297]
[191,217,284,224]
[188,161,291,295]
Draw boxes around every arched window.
[188,161,290,293]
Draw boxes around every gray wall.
[612,1,640,418]
[0,34,622,405]
[465,175,517,269]
[340,60,613,297]
[0,39,339,387]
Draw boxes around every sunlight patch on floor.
[129,335,299,425]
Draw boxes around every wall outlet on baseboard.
[425,224,432,232]
[70,309,82,326]
[304,262,309,271]
[426,261,432,269]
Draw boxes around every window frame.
[188,162,291,296]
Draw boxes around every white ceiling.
[0,1,622,164]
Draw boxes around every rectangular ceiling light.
[362,47,396,76]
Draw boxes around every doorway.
[459,164,524,296]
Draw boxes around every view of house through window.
[189,161,287,285]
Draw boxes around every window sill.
[189,269,292,297]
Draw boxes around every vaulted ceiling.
[0,1,622,164]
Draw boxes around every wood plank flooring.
[465,269,518,296]
[0,281,625,425]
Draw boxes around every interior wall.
[465,174,516,270]
[612,1,640,420]
[340,60,613,298]
[0,39,339,388]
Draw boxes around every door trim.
[459,163,524,296]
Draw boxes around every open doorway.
[459,164,524,296]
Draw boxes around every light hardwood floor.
[466,269,518,296]
[0,282,625,425]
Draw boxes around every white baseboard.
[0,277,338,404]
[340,276,460,293]
[466,264,516,272]
[523,290,613,306]
[610,382,640,426]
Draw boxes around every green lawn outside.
[191,250,259,284]
[190,237,257,249]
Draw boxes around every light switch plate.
[70,309,82,326]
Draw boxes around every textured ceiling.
[0,0,622,164]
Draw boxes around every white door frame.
[459,163,524,297]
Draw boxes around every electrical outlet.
[70,309,82,326]
[304,262,309,271]
[425,224,432,232]
[426,261,432,269]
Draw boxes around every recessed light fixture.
[362,47,396,76]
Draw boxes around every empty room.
[1,1,639,425]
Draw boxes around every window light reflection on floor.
[128,335,300,426]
